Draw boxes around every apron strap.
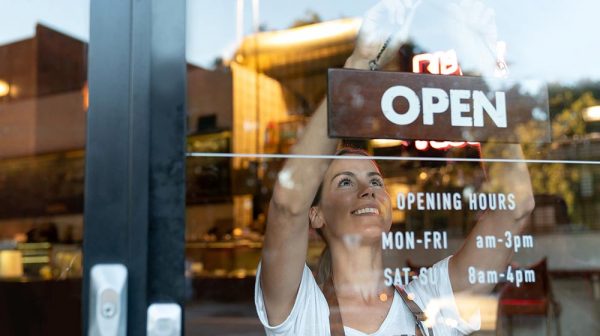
[395,285,435,336]
[322,277,345,336]
[322,277,435,336]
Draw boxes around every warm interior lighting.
[233,18,360,66]
[261,19,361,47]
[0,80,9,97]
[582,106,600,122]
[82,82,89,110]
[371,139,407,148]
[232,228,243,237]
[0,250,23,277]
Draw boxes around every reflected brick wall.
[0,25,87,159]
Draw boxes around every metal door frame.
[83,0,186,334]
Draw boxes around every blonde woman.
[255,1,534,335]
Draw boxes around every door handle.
[89,264,128,336]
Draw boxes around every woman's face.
[313,156,393,245]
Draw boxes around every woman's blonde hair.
[311,147,380,285]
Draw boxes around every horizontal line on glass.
[185,152,600,165]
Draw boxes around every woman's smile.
[351,206,381,216]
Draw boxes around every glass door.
[0,1,89,335]
[184,1,600,335]
[83,0,186,335]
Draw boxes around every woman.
[255,1,534,335]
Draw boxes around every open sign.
[327,69,550,143]
[380,86,507,128]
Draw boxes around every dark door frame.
[83,0,186,334]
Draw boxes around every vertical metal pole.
[84,0,186,334]
[147,0,187,305]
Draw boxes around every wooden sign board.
[328,69,551,143]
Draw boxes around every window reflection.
[184,1,600,335]
[0,2,88,332]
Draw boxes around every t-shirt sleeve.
[405,255,481,335]
[254,261,328,335]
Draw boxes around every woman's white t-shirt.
[255,255,480,336]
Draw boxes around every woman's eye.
[338,178,353,187]
[371,179,383,187]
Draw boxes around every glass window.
[0,1,89,334]
[185,1,599,335]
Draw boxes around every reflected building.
[1,8,599,336]
[228,18,359,229]
[0,16,599,291]
[0,25,87,238]
[0,24,87,159]
[2,19,599,246]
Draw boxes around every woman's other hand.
[449,0,500,76]
[346,0,423,71]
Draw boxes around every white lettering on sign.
[450,89,472,126]
[422,88,449,125]
[468,265,536,287]
[381,230,448,250]
[384,267,441,286]
[473,90,507,127]
[381,86,421,125]
[396,192,516,211]
[380,86,507,128]
[397,192,462,210]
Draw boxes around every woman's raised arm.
[259,0,422,325]
[260,98,338,325]
[449,143,535,294]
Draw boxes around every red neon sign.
[412,49,462,76]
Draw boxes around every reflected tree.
[289,10,322,28]
[518,84,600,225]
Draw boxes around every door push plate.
[147,303,182,336]
[89,264,128,336]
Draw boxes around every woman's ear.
[309,206,324,229]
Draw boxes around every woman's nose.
[359,186,376,198]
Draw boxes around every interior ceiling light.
[582,106,600,122]
[371,139,406,148]
[0,80,9,97]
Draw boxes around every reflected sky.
[1,0,599,83]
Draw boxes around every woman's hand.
[346,0,423,71]
[449,0,501,76]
